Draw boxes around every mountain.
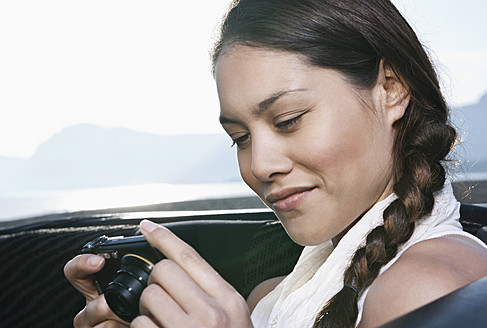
[1,92,486,192]
[1,124,241,192]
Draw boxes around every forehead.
[215,45,306,80]
[215,46,357,118]
[215,46,311,110]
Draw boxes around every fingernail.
[88,255,104,268]
[140,219,159,233]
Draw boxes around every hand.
[130,220,253,328]
[64,253,130,328]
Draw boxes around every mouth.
[265,186,316,212]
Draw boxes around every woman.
[64,0,487,327]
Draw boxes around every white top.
[251,181,487,328]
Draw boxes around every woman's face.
[216,46,399,246]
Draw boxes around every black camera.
[81,234,165,322]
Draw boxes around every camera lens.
[104,254,154,322]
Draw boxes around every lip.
[266,186,316,212]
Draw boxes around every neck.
[332,185,396,247]
[332,215,362,247]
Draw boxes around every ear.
[376,60,410,124]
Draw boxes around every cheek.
[237,152,261,195]
[298,116,386,186]
[294,122,356,173]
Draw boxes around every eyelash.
[230,111,307,149]
[275,113,304,131]
[231,134,250,149]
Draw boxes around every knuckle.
[64,255,81,279]
[73,298,128,328]
[203,304,228,327]
[179,247,200,266]
[86,296,111,317]
[73,307,92,328]
[227,292,247,312]
[73,311,84,328]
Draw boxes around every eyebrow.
[253,88,308,117]
[219,88,308,125]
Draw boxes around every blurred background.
[0,0,486,220]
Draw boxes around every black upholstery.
[0,204,485,328]
[460,204,487,243]
[380,275,487,328]
[0,210,302,328]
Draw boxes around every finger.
[130,315,158,328]
[64,254,105,301]
[139,283,189,327]
[74,295,129,328]
[139,220,235,297]
[94,320,130,328]
[148,259,216,314]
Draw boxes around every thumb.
[64,254,105,302]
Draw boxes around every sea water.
[0,182,255,221]
[2,173,486,222]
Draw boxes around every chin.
[283,225,333,247]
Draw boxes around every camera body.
[81,235,165,321]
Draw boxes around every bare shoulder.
[247,276,286,313]
[360,235,487,328]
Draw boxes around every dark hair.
[212,0,457,327]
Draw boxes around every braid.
[212,0,459,326]
[313,103,457,328]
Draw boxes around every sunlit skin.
[64,45,487,328]
[217,46,404,246]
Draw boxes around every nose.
[251,135,293,182]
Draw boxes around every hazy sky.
[1,0,486,158]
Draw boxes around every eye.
[275,112,305,131]
[231,134,250,150]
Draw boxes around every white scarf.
[251,181,481,328]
